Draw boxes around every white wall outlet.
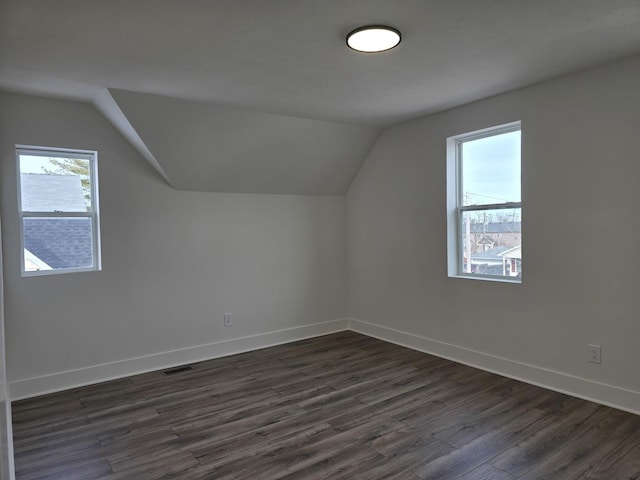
[223,312,232,327]
[588,344,601,364]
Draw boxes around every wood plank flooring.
[11,332,640,479]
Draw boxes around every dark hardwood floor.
[11,332,640,479]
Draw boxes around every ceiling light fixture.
[346,25,401,53]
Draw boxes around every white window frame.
[446,122,521,283]
[16,145,102,277]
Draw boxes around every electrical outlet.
[588,344,601,364]
[223,312,232,326]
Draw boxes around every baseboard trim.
[348,318,640,416]
[12,317,640,415]
[10,318,349,400]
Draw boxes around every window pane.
[461,130,520,206]
[461,208,521,278]
[19,154,92,212]
[23,217,94,272]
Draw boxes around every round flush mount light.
[346,25,401,53]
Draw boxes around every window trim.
[446,122,521,283]
[16,145,102,277]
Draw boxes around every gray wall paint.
[104,89,381,195]
[347,54,640,400]
[0,92,347,391]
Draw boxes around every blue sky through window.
[461,130,520,206]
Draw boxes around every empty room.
[1,1,640,479]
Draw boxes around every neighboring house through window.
[446,122,521,282]
[17,146,101,276]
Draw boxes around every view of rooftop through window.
[20,155,92,211]
[17,148,100,275]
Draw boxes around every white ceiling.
[2,1,640,193]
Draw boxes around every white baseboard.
[12,317,640,416]
[348,318,640,416]
[10,319,349,400]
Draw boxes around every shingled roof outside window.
[17,147,101,276]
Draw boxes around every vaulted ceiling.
[2,1,640,194]
[96,89,380,194]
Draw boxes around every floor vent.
[163,365,193,375]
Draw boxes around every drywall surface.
[347,54,640,412]
[0,92,347,398]
[102,89,381,195]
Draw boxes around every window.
[447,122,521,282]
[17,146,101,276]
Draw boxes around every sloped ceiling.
[97,89,381,194]
[1,1,640,194]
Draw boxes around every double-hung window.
[447,122,521,282]
[17,146,101,276]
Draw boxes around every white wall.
[0,92,348,399]
[346,54,640,413]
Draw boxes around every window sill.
[21,267,101,278]
[449,274,521,284]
